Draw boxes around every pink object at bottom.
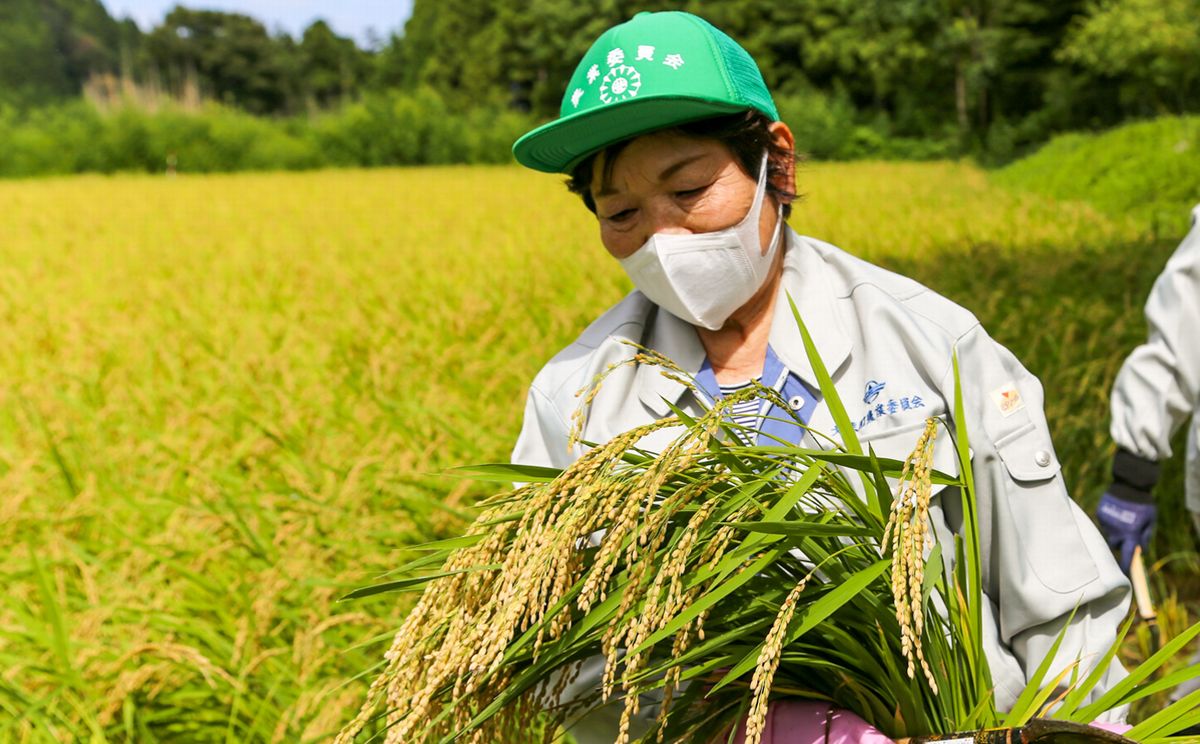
[730,701,894,744]
[730,701,1133,743]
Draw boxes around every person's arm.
[1102,204,1200,569]
[951,325,1131,707]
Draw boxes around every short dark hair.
[565,109,800,219]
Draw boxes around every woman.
[510,11,1131,742]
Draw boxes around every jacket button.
[1034,450,1052,467]
[788,395,804,410]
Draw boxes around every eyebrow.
[595,152,710,198]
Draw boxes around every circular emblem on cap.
[599,65,642,104]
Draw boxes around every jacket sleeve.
[1188,415,1200,512]
[511,382,576,469]
[1111,205,1200,462]
[949,324,1131,708]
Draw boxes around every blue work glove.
[1096,491,1156,574]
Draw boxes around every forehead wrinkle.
[595,150,714,198]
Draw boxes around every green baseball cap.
[512,11,779,174]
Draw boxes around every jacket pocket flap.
[995,422,1061,482]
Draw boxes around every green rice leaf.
[1126,685,1200,739]
[922,542,944,607]
[950,352,987,697]
[1055,612,1136,719]
[632,547,790,655]
[724,521,874,538]
[1002,605,1078,726]
[1073,619,1200,723]
[764,462,825,520]
[711,558,891,693]
[340,565,499,600]
[449,462,563,482]
[787,293,859,456]
[809,452,957,486]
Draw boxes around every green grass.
[0,160,1192,740]
[994,115,1200,235]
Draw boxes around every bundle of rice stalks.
[339,311,1200,744]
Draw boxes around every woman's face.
[589,123,795,260]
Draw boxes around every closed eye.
[603,208,637,223]
[675,184,710,199]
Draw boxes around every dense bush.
[776,89,958,162]
[309,87,535,167]
[0,100,317,176]
[0,90,538,178]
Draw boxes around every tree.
[144,8,295,114]
[1059,0,1200,115]
[0,0,123,108]
[299,21,368,108]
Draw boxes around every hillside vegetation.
[996,116,1200,233]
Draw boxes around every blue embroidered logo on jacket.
[836,387,927,435]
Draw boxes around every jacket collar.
[768,229,852,390]
[635,228,852,416]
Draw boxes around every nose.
[639,201,691,244]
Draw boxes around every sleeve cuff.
[1110,447,1160,503]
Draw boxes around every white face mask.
[618,152,784,331]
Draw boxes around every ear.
[766,121,797,202]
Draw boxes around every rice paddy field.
[0,161,1194,741]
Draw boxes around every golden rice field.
[0,162,1190,741]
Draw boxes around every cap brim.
[513,95,750,173]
